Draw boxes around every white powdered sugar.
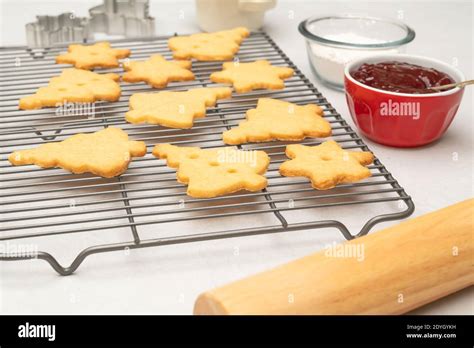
[308,33,400,88]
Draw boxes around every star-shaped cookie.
[125,87,232,128]
[56,42,131,70]
[153,144,270,198]
[19,68,121,110]
[279,141,374,190]
[122,54,195,88]
[210,60,294,93]
[9,127,146,178]
[223,98,332,144]
[168,27,249,61]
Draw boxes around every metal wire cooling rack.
[0,32,414,275]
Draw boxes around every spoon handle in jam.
[432,79,474,91]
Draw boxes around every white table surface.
[0,0,472,314]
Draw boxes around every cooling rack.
[0,32,414,275]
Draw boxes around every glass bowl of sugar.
[299,15,415,91]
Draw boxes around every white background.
[0,0,472,314]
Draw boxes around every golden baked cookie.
[279,141,374,190]
[168,27,249,61]
[210,60,294,93]
[19,68,121,110]
[122,54,195,88]
[223,98,332,145]
[8,127,146,178]
[125,87,232,128]
[153,144,270,198]
[56,42,131,70]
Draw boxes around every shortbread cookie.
[56,42,131,70]
[168,27,249,61]
[122,54,195,88]
[19,68,121,110]
[223,98,331,144]
[126,87,232,128]
[153,144,270,198]
[9,127,146,178]
[279,141,374,190]
[210,60,294,93]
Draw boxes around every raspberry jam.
[350,61,455,94]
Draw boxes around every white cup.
[196,0,276,32]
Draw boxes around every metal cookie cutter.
[88,0,155,37]
[25,12,90,48]
[25,0,155,48]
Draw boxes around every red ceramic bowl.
[344,54,465,147]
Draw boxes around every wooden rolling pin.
[194,199,473,314]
